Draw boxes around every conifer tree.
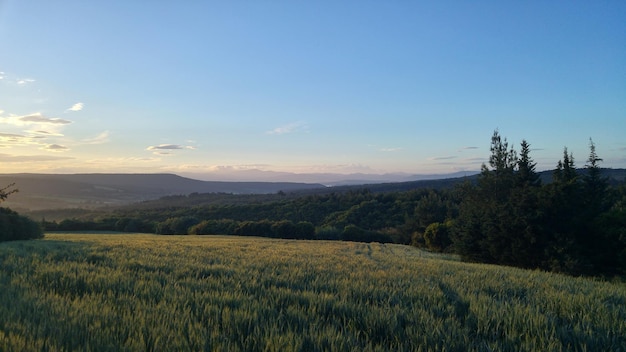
[583,138,608,215]
[517,140,540,187]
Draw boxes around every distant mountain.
[180,169,481,186]
[0,173,325,211]
[2,168,623,212]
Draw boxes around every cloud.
[0,72,5,80]
[0,153,74,162]
[428,156,458,161]
[0,132,38,145]
[147,144,185,151]
[19,113,72,125]
[464,157,488,162]
[43,144,70,152]
[0,132,27,140]
[82,131,110,144]
[66,102,84,112]
[267,121,308,135]
[381,147,403,152]
[459,146,479,151]
[25,130,64,137]
[17,78,35,85]
[307,163,377,174]
[146,144,195,155]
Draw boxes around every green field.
[1,234,625,351]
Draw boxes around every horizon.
[1,165,623,185]
[1,1,625,176]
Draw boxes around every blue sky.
[1,1,624,180]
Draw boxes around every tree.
[295,221,315,240]
[481,130,518,202]
[156,217,199,235]
[0,183,18,203]
[413,190,448,230]
[517,140,540,187]
[583,138,608,215]
[0,183,43,241]
[553,147,577,184]
[452,131,545,267]
[423,221,452,252]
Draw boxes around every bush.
[423,221,452,252]
[295,221,315,240]
[341,225,393,243]
[272,220,298,239]
[315,226,342,240]
[156,217,199,235]
[234,220,274,237]
[189,219,238,235]
[0,207,44,241]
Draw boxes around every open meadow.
[1,234,625,351]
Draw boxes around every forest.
[4,131,626,277]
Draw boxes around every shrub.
[156,217,199,235]
[315,226,342,240]
[0,207,44,241]
[341,225,393,243]
[423,221,452,252]
[189,219,238,235]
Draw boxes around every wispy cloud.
[307,163,377,174]
[0,72,5,80]
[428,156,457,161]
[459,146,479,151]
[464,157,488,162]
[0,132,40,145]
[66,102,84,112]
[0,153,74,162]
[0,132,27,140]
[17,78,35,85]
[25,130,64,137]
[146,144,195,155]
[43,144,70,152]
[82,131,110,144]
[147,144,185,151]
[267,121,308,135]
[381,147,403,152]
[18,113,72,125]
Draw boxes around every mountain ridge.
[0,173,325,211]
[2,168,624,212]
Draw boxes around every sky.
[1,1,625,181]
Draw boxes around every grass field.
[1,234,625,351]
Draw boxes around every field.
[1,234,625,351]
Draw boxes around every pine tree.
[517,140,540,187]
[481,130,518,201]
[583,138,608,215]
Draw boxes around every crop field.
[1,234,625,351]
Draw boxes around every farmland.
[1,234,625,351]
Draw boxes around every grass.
[1,233,625,351]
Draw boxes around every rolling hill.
[2,168,624,212]
[0,173,325,211]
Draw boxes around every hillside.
[0,173,324,211]
[1,234,624,351]
[2,168,624,213]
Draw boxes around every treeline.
[0,183,44,241]
[449,132,626,276]
[43,189,426,243]
[40,131,626,276]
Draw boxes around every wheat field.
[1,233,625,351]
